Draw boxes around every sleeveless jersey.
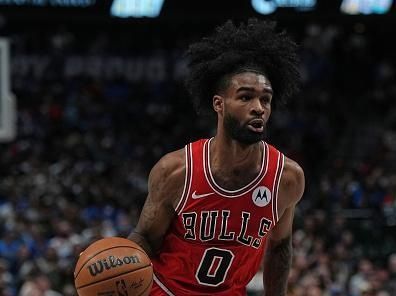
[151,138,284,296]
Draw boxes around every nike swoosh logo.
[191,191,215,199]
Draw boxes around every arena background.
[0,1,396,295]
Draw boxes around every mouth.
[247,119,264,133]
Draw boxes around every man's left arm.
[263,158,305,296]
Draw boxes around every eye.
[261,96,272,104]
[240,95,251,101]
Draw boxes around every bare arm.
[263,207,294,296]
[263,158,305,296]
[128,149,185,257]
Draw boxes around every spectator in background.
[18,272,61,296]
[385,253,396,295]
[0,259,13,296]
[350,258,374,296]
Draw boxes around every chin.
[224,116,266,144]
[234,131,265,145]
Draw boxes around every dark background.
[0,1,396,295]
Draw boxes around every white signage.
[340,0,393,15]
[0,0,96,7]
[252,0,317,15]
[110,0,165,18]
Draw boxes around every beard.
[224,113,266,145]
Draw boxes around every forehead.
[228,72,272,90]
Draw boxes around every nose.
[250,98,265,115]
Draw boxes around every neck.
[210,131,262,169]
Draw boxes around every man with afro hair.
[129,18,305,296]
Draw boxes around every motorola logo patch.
[252,186,271,207]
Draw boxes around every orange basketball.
[74,237,153,296]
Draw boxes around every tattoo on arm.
[263,235,292,296]
[128,231,153,257]
[127,199,159,258]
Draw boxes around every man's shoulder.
[149,138,207,186]
[152,148,185,175]
[265,142,302,173]
[149,148,186,192]
[154,138,207,170]
[279,156,305,205]
[283,157,304,176]
[146,147,187,207]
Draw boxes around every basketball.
[74,237,153,296]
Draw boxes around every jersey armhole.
[174,143,193,214]
[272,152,285,224]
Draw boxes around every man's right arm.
[263,158,304,296]
[128,150,185,257]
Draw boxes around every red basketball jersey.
[150,138,284,296]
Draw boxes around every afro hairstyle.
[184,18,301,114]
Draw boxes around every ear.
[213,95,224,114]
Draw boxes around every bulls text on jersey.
[181,210,272,249]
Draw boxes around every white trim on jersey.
[153,273,176,296]
[270,151,280,226]
[274,153,285,223]
[175,143,193,215]
[203,138,268,197]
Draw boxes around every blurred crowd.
[0,21,396,296]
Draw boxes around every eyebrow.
[236,86,273,95]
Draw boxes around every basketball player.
[129,19,305,296]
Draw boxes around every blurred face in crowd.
[389,253,396,274]
[359,259,374,276]
[306,286,323,296]
[214,71,273,144]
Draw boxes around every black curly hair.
[185,18,301,114]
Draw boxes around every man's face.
[216,72,273,144]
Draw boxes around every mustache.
[246,118,265,125]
